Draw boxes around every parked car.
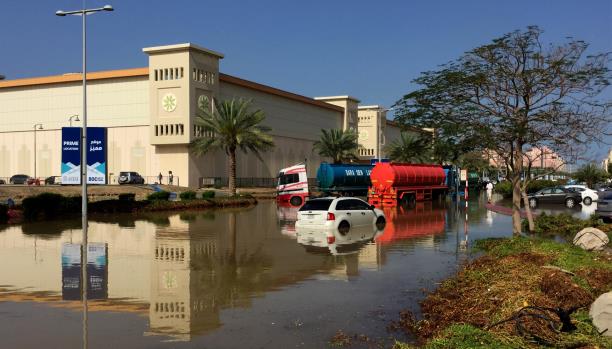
[527,186,582,209]
[45,176,59,185]
[0,179,5,185]
[295,197,386,236]
[118,171,145,185]
[563,185,599,205]
[9,174,30,185]
[595,191,612,223]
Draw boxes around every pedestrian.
[486,181,494,203]
[158,172,163,185]
[169,171,174,185]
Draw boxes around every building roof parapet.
[142,43,224,59]
[314,95,361,103]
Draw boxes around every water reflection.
[0,199,512,348]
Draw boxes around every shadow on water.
[0,195,512,348]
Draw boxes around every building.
[486,146,566,172]
[0,43,401,187]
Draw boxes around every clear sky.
[2,0,611,161]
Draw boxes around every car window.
[349,199,371,210]
[335,200,351,210]
[299,199,332,211]
[540,189,552,194]
[602,192,612,200]
[553,188,565,194]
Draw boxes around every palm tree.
[190,98,274,196]
[384,133,432,163]
[313,129,360,164]
[574,163,609,188]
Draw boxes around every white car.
[295,197,386,239]
[564,185,599,205]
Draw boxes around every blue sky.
[2,0,611,161]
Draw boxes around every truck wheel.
[400,195,416,209]
[290,196,302,206]
[583,197,592,205]
[565,198,576,208]
[338,221,350,235]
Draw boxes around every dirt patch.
[576,267,612,295]
[393,240,611,347]
[539,271,593,309]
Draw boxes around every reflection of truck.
[276,163,309,206]
[368,163,448,207]
[316,163,373,196]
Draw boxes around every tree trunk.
[511,173,522,235]
[521,190,535,232]
[229,148,237,196]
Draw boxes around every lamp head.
[37,125,43,130]
[103,5,114,11]
[55,10,66,16]
[74,116,80,122]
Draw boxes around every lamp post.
[56,6,113,348]
[56,4,113,221]
[69,114,80,127]
[33,123,43,180]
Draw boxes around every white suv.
[564,185,599,205]
[296,197,385,235]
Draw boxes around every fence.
[200,177,276,188]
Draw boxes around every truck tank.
[316,163,373,192]
[370,163,446,191]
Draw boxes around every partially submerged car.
[527,186,582,209]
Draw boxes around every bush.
[494,181,513,198]
[22,193,81,220]
[0,204,7,223]
[179,191,197,200]
[524,212,611,239]
[118,193,136,201]
[201,190,215,199]
[147,191,171,201]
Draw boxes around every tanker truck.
[316,162,374,196]
[367,162,448,207]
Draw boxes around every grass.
[393,237,612,348]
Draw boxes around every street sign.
[460,169,467,181]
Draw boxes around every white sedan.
[564,185,599,205]
[295,197,386,239]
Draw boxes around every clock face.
[162,93,177,112]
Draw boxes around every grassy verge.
[525,212,612,241]
[8,192,257,223]
[392,237,612,348]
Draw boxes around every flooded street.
[1,195,589,348]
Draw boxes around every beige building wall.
[383,121,402,158]
[357,105,388,160]
[314,96,360,131]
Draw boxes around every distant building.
[0,43,401,187]
[486,146,566,172]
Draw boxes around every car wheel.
[338,221,350,236]
[583,197,592,205]
[289,196,303,206]
[528,198,538,209]
[375,216,386,230]
[565,198,576,208]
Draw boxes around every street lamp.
[0,75,5,80]
[55,3,113,219]
[33,123,43,180]
[56,6,113,347]
[69,114,80,127]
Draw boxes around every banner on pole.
[86,127,107,184]
[61,127,82,185]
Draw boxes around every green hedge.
[494,180,563,199]
[147,191,171,201]
[179,191,197,200]
[0,204,8,223]
[22,193,81,220]
[118,193,136,201]
[524,212,611,239]
[201,190,215,199]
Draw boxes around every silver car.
[595,191,612,223]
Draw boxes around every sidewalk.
[485,202,538,218]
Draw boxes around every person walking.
[169,171,174,185]
[158,172,163,185]
[486,181,494,203]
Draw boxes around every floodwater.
[1,194,569,349]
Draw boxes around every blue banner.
[61,127,82,185]
[86,127,107,184]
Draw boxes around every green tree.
[190,98,274,196]
[607,162,612,174]
[384,132,432,163]
[393,27,610,235]
[574,163,609,188]
[313,129,360,164]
